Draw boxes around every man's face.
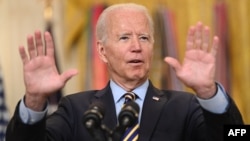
[98,9,154,85]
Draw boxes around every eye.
[119,36,129,41]
[139,35,149,41]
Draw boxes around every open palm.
[165,22,219,99]
[19,31,78,110]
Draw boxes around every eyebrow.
[118,32,132,36]
[118,32,150,37]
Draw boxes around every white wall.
[0,0,79,117]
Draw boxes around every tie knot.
[124,92,136,103]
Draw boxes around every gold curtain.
[64,0,250,123]
[226,0,250,124]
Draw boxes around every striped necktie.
[122,92,139,141]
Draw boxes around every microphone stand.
[98,123,126,141]
[106,101,140,141]
[83,101,139,141]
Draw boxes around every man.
[6,3,243,141]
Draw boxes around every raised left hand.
[164,22,219,99]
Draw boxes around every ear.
[97,41,108,63]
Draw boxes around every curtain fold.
[214,1,231,93]
[90,4,108,90]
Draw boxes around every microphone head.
[118,101,140,128]
[123,101,140,114]
[89,102,105,117]
[82,102,105,129]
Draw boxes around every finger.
[194,22,203,49]
[34,30,44,56]
[61,69,78,84]
[27,34,36,59]
[44,31,55,58]
[186,26,195,50]
[210,36,219,57]
[201,26,210,52]
[164,57,181,72]
[19,45,29,64]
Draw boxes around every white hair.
[96,3,154,43]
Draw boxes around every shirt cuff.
[19,97,48,124]
[196,83,229,114]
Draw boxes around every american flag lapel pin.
[152,96,160,101]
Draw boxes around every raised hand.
[19,30,78,111]
[164,22,219,99]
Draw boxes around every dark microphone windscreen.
[124,101,140,113]
[118,101,140,128]
[83,102,105,129]
[89,102,105,116]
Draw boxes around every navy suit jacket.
[6,81,243,141]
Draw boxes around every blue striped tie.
[122,92,139,141]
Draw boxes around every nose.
[131,37,142,52]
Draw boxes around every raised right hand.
[19,30,78,111]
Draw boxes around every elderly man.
[6,3,243,141]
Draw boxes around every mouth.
[128,59,143,64]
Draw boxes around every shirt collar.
[110,79,149,103]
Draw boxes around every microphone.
[112,101,140,140]
[82,102,106,141]
[119,101,140,127]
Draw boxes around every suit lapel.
[138,82,168,141]
[91,82,118,130]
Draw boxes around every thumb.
[164,57,181,72]
[61,69,78,83]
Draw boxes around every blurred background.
[0,0,249,139]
